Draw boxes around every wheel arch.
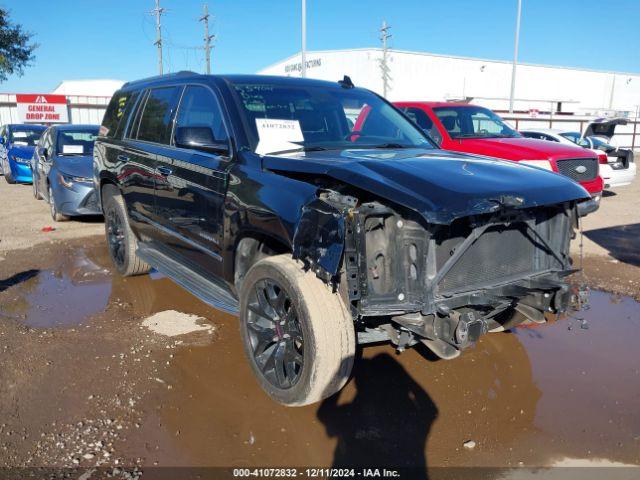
[98,171,121,210]
[232,232,291,294]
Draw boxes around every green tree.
[0,8,36,82]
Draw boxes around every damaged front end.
[293,190,587,360]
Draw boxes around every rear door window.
[136,86,183,144]
[100,91,139,139]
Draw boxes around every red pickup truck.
[394,102,604,201]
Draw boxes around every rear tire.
[239,255,356,406]
[102,185,150,277]
[4,169,15,184]
[49,186,70,222]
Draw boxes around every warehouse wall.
[259,49,640,116]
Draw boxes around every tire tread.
[102,185,150,276]
[241,255,355,406]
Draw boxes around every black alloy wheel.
[245,278,304,390]
[106,207,126,269]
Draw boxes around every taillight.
[597,153,608,165]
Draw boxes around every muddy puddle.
[131,289,640,470]
[0,243,220,328]
[0,249,112,327]
[0,240,639,470]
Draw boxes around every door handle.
[157,166,173,176]
[117,154,129,162]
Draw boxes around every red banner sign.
[16,94,68,123]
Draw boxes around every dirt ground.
[0,177,639,479]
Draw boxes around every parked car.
[32,124,101,221]
[394,102,604,203]
[95,73,596,406]
[0,124,46,184]
[521,121,636,189]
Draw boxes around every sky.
[2,0,639,93]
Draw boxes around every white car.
[521,122,636,189]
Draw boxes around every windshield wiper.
[370,143,410,149]
[266,146,328,155]
[452,133,488,139]
[487,133,518,138]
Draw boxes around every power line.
[151,0,166,75]
[301,0,307,78]
[199,3,216,74]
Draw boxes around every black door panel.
[151,84,232,276]
[154,147,227,276]
[119,144,157,227]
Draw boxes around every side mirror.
[175,126,229,156]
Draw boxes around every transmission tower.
[379,20,392,97]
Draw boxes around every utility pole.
[152,0,165,75]
[200,3,215,74]
[379,20,392,97]
[508,0,522,113]
[301,0,307,77]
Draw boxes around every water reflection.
[2,247,111,328]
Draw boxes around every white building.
[259,48,640,117]
[259,48,640,149]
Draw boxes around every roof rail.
[122,70,199,88]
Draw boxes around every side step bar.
[136,244,239,315]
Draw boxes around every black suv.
[94,73,595,406]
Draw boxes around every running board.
[136,244,239,315]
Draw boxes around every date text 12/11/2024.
[233,468,401,478]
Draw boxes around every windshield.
[560,132,614,151]
[229,81,434,154]
[586,136,614,150]
[433,106,521,139]
[559,132,581,143]
[56,129,99,155]
[9,128,44,147]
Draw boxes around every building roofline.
[260,47,640,78]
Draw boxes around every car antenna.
[338,75,354,89]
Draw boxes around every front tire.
[4,168,15,184]
[102,185,150,277]
[49,186,69,222]
[239,255,356,406]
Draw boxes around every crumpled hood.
[263,148,589,224]
[8,145,35,160]
[54,155,94,179]
[456,137,592,161]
